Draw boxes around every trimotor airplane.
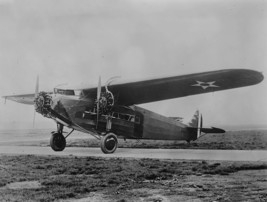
[2,69,264,153]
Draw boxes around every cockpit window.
[74,90,82,96]
[54,88,75,95]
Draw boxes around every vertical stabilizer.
[187,110,224,142]
[188,110,201,127]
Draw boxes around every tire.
[100,133,118,154]
[50,132,66,151]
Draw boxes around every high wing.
[3,69,263,106]
[82,69,264,106]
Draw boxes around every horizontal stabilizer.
[201,127,225,134]
[187,127,225,134]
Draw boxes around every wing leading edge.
[93,69,264,106]
[2,94,35,105]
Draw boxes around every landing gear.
[100,133,118,154]
[50,123,69,152]
[50,132,66,151]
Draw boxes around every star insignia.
[191,81,219,90]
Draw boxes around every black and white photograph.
[0,0,266,201]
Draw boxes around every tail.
[187,110,225,141]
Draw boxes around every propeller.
[33,75,39,128]
[96,76,101,129]
[95,76,119,129]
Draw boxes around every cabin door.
[133,111,143,138]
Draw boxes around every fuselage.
[48,92,193,141]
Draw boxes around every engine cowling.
[95,91,114,114]
[34,91,53,118]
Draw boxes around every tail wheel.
[100,133,118,154]
[50,132,66,151]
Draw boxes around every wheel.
[100,133,118,154]
[50,132,66,151]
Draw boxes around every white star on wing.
[191,81,219,90]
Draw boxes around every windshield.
[54,88,75,95]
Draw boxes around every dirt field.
[0,155,267,201]
[0,129,266,201]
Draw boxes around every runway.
[0,146,267,161]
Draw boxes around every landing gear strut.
[50,124,66,152]
[100,133,118,154]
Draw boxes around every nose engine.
[34,92,53,118]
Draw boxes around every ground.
[0,155,266,202]
[0,129,267,201]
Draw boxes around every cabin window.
[129,116,135,122]
[119,114,129,120]
[135,116,140,124]
[125,115,130,121]
[112,112,136,122]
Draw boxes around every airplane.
[2,69,264,154]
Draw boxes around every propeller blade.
[97,76,101,100]
[33,109,36,128]
[33,75,39,128]
[96,76,101,129]
[35,75,39,98]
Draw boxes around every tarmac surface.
[0,146,267,161]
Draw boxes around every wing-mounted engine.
[94,77,119,116]
[34,91,53,118]
[95,91,114,115]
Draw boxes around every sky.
[0,0,266,130]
